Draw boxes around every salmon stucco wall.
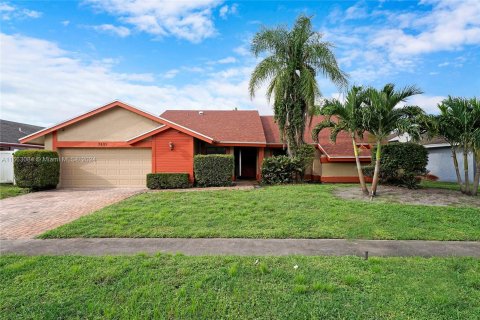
[320,161,365,182]
[304,148,322,177]
[57,107,159,141]
[153,129,194,181]
[44,134,53,150]
[321,162,358,177]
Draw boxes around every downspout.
[239,149,242,177]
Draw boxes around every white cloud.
[116,73,155,82]
[0,32,271,126]
[219,3,238,19]
[399,94,446,114]
[371,0,480,56]
[0,2,14,12]
[233,45,249,56]
[92,24,131,37]
[0,1,42,20]
[344,2,368,21]
[163,69,179,79]
[324,0,480,83]
[216,56,237,64]
[22,9,41,18]
[182,66,205,73]
[328,2,367,23]
[61,20,70,26]
[84,0,224,43]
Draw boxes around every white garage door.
[59,148,151,188]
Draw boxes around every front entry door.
[235,147,257,179]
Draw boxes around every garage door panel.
[59,148,151,187]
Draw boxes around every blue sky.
[1,0,479,126]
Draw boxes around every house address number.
[98,142,108,146]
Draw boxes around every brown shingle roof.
[160,110,266,144]
[1,119,44,144]
[160,111,370,158]
[260,115,370,158]
[419,136,448,145]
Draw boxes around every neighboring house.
[388,133,476,182]
[0,119,44,150]
[420,136,475,183]
[387,133,411,143]
[19,101,371,188]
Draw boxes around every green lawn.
[420,180,463,191]
[1,255,479,319]
[41,184,480,240]
[0,184,28,200]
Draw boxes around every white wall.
[427,147,475,182]
[0,151,15,183]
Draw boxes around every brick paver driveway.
[0,188,145,239]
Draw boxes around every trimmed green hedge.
[147,173,190,189]
[261,155,302,184]
[194,155,234,187]
[366,142,428,189]
[13,150,60,190]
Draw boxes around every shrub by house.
[13,150,60,190]
[146,173,190,189]
[194,155,234,187]
[261,155,303,184]
[366,142,428,189]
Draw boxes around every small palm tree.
[472,98,480,195]
[363,83,424,197]
[437,97,480,195]
[312,86,370,195]
[249,15,348,156]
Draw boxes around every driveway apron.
[0,188,145,239]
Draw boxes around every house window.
[206,146,226,154]
[271,148,287,156]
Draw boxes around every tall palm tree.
[363,83,424,197]
[249,15,348,156]
[312,86,370,195]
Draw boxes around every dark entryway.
[234,147,257,179]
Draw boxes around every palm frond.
[312,119,336,142]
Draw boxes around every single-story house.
[0,119,44,151]
[19,101,371,188]
[388,134,476,182]
[420,137,476,182]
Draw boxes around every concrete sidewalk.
[1,238,479,257]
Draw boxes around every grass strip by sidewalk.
[0,184,28,200]
[1,255,479,319]
[40,184,480,240]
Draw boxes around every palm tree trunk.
[370,140,382,198]
[451,147,464,193]
[472,149,480,196]
[352,137,369,195]
[463,147,470,195]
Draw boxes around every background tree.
[363,83,423,197]
[249,15,347,156]
[312,86,370,195]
